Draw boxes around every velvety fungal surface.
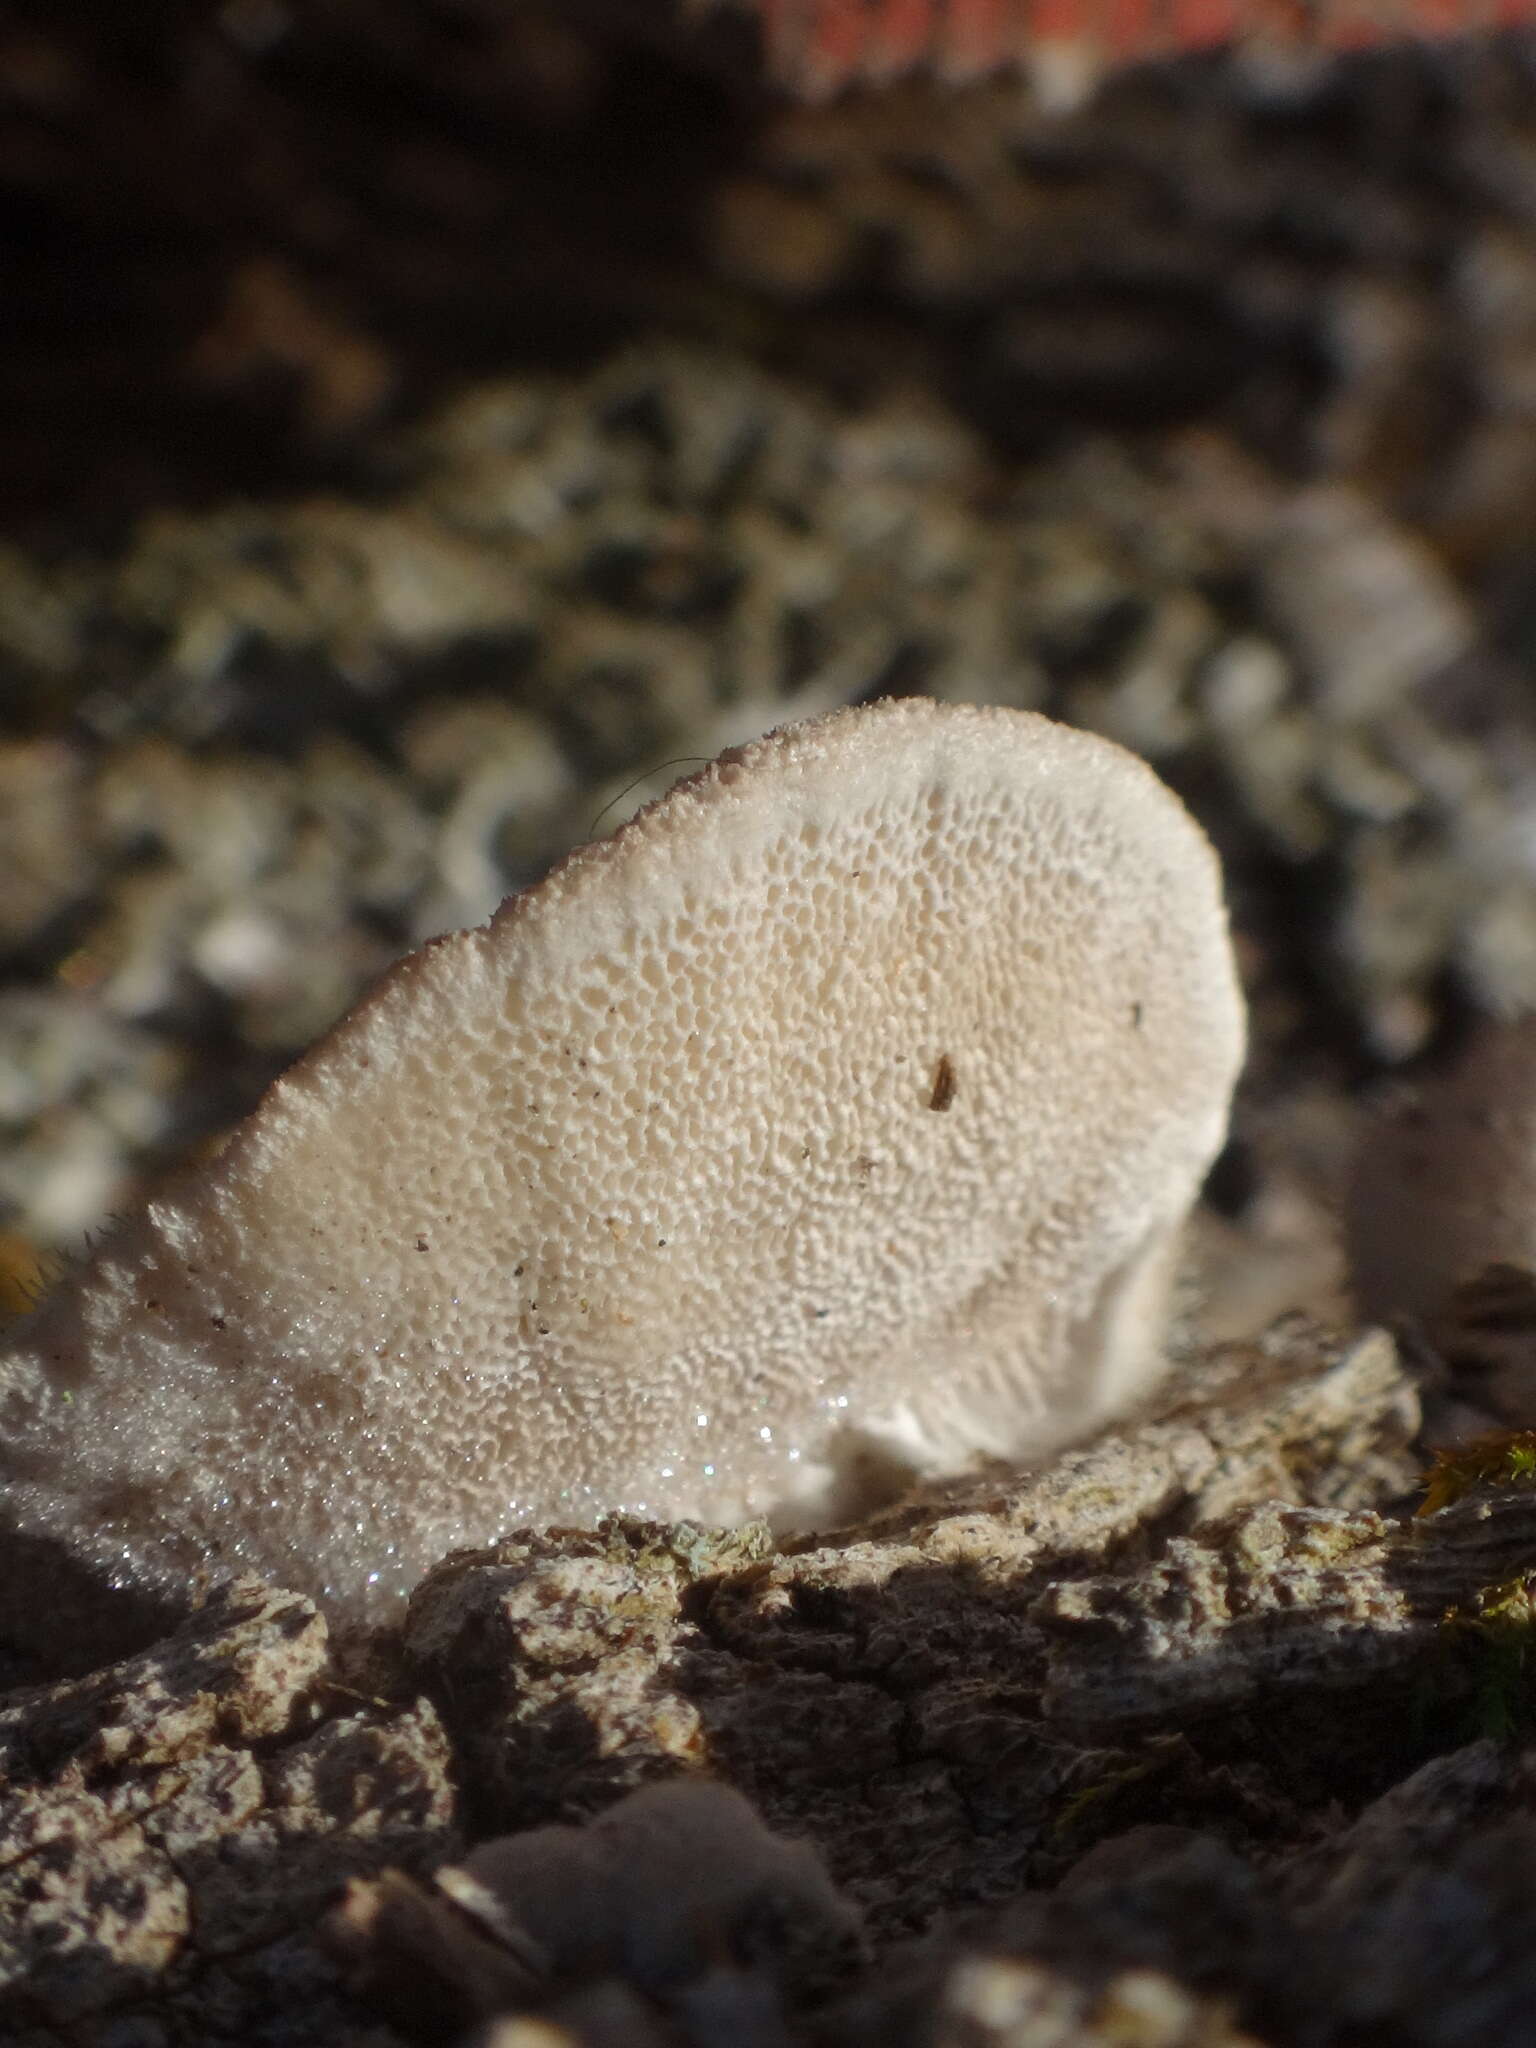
[0,700,1243,1632]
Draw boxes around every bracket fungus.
[0,699,1244,1648]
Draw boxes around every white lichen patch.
[0,700,1243,1632]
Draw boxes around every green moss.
[1440,1574,1536,1740]
[593,1514,776,1586]
[1049,1739,1181,1845]
[1422,1437,1536,1736]
[1418,1432,1536,1517]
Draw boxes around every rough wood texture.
[12,1318,1536,2041]
[0,1578,455,2043]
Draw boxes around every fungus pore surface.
[0,700,1244,1636]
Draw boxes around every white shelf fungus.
[0,699,1244,1641]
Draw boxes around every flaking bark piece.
[0,699,1243,1641]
